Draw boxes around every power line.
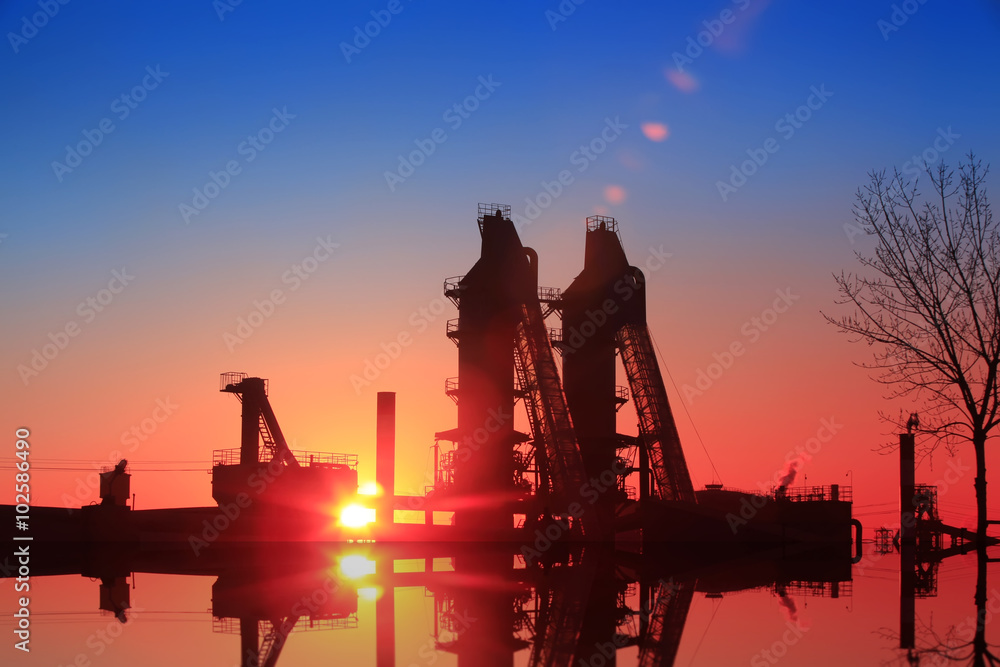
[649,329,722,485]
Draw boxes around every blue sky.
[1,0,999,514]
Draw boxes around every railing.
[220,371,247,391]
[445,318,460,344]
[782,580,852,599]
[615,385,630,403]
[586,215,618,233]
[444,377,459,404]
[779,484,852,503]
[443,276,465,306]
[213,448,358,469]
[213,615,357,635]
[538,286,562,302]
[219,371,267,395]
[477,203,511,232]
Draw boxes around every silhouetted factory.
[18,204,857,547]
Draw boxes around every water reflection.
[8,541,880,666]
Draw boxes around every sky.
[1,0,999,531]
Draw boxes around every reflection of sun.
[357,587,380,601]
[339,555,376,579]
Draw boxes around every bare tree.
[826,153,999,540]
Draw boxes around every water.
[3,543,996,666]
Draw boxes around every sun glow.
[339,503,376,528]
[338,555,376,580]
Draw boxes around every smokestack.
[899,432,915,545]
[376,392,396,526]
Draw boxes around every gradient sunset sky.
[2,1,999,529]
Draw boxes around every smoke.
[776,459,800,492]
[777,592,798,624]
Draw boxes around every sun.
[339,503,376,528]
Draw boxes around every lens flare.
[604,185,627,205]
[664,68,699,93]
[641,122,670,142]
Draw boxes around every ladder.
[638,581,695,667]
[513,300,594,535]
[616,323,695,502]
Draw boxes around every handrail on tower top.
[477,203,511,233]
[586,215,618,233]
[219,371,267,395]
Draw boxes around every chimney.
[376,392,396,526]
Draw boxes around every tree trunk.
[975,431,988,543]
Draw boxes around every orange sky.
[3,211,995,534]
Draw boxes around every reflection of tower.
[899,430,916,649]
[212,565,358,667]
[451,549,517,667]
[636,578,695,666]
[98,576,130,623]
